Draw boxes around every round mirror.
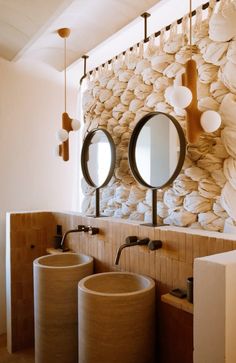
[129,112,186,189]
[81,128,116,189]
[128,112,186,226]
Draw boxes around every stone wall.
[81,0,236,233]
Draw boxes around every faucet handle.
[137,238,150,245]
[148,240,162,251]
[125,236,138,244]
[88,226,99,235]
[78,225,86,232]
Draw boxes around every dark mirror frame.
[81,127,116,217]
[128,111,186,226]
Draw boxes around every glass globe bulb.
[57,129,69,142]
[200,110,221,133]
[71,118,81,131]
[169,86,192,109]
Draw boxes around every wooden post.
[183,59,203,144]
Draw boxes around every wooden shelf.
[161,293,193,314]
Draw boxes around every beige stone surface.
[78,272,155,363]
[194,251,236,363]
[33,253,93,363]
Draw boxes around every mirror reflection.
[128,111,186,226]
[135,113,181,188]
[86,130,112,188]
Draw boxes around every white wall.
[0,58,79,334]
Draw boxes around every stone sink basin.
[34,252,92,268]
[78,272,156,363]
[34,253,93,363]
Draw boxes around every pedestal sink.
[34,253,93,363]
[78,272,155,363]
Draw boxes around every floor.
[0,335,34,363]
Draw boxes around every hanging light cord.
[190,0,192,59]
[64,37,67,113]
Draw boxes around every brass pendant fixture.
[56,28,80,161]
[183,0,203,144]
[166,0,221,144]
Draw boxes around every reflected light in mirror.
[135,113,180,187]
[87,131,112,187]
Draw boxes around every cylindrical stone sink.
[34,253,93,363]
[78,272,155,363]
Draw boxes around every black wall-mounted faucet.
[79,225,89,232]
[78,225,87,232]
[114,236,150,265]
[114,236,163,265]
[88,226,99,235]
[148,240,162,251]
[78,225,99,234]
[60,224,100,251]
[61,225,87,251]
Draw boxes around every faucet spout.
[114,242,136,265]
[114,237,150,265]
[60,226,84,252]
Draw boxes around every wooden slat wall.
[53,213,236,363]
[54,213,236,290]
[7,212,56,352]
[8,211,236,362]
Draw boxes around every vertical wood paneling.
[186,233,193,264]
[178,231,187,262]
[8,212,55,352]
[56,214,236,292]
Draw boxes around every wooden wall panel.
[7,212,55,352]
[52,213,236,363]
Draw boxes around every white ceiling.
[0,0,162,70]
[0,0,74,60]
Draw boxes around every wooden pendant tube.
[183,59,203,144]
[59,112,73,161]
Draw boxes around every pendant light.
[56,28,80,161]
[166,0,221,143]
[165,1,193,110]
